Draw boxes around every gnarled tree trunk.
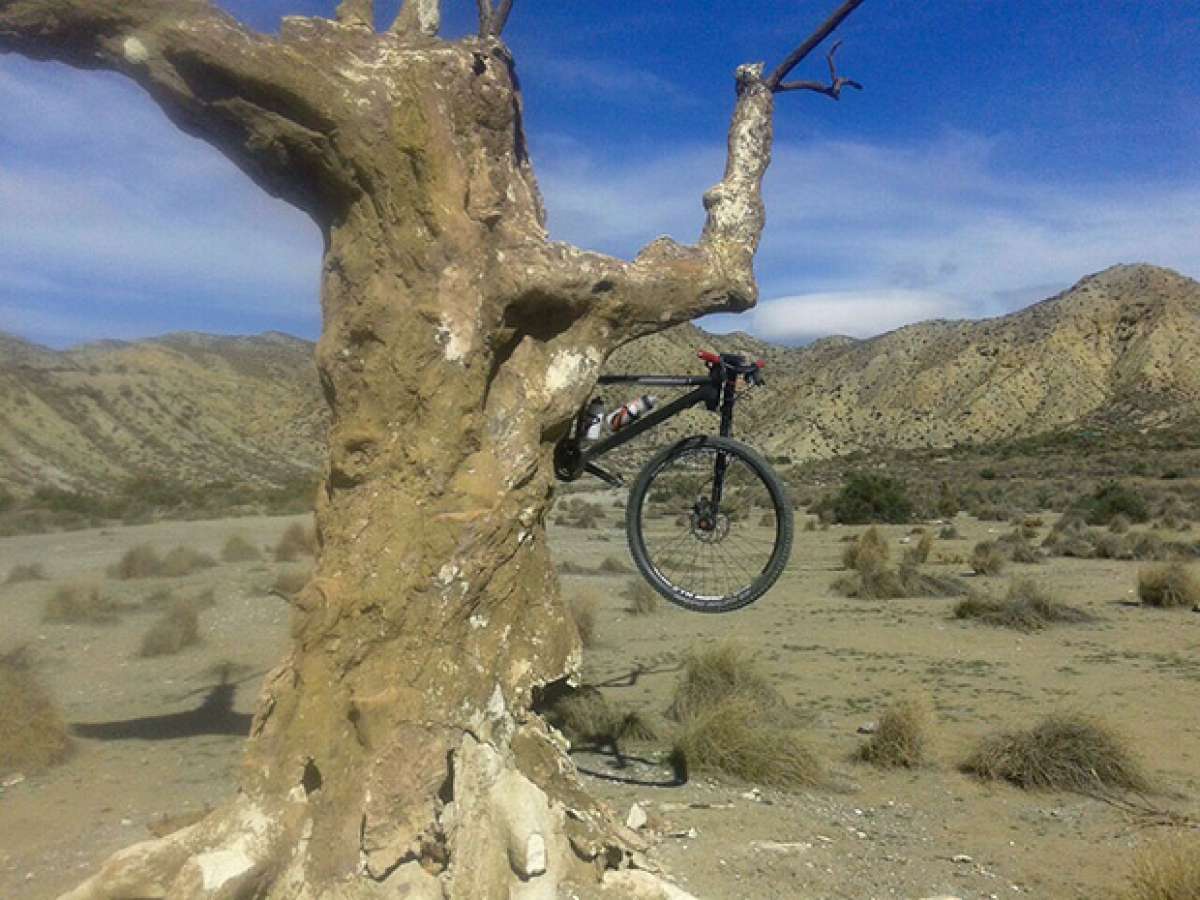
[0,1,865,896]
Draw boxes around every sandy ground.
[1,504,1198,899]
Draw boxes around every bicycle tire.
[625,435,793,613]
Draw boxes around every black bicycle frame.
[573,366,743,505]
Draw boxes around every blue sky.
[1,0,1197,347]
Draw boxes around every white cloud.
[533,127,1200,341]
[749,290,967,343]
[1,54,1198,349]
[0,56,322,343]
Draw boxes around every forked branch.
[765,0,866,92]
[775,41,863,99]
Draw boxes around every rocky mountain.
[2,264,1198,495]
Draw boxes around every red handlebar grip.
[698,350,721,364]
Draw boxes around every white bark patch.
[414,0,441,35]
[122,36,150,65]
[195,848,256,892]
[544,348,601,397]
[437,311,472,363]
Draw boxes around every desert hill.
[1,263,1197,495]
[0,331,323,494]
[756,263,1200,458]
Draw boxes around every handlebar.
[697,349,766,386]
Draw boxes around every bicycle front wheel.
[626,436,793,613]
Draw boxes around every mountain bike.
[553,350,793,613]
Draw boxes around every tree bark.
[0,1,861,896]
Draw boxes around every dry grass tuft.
[569,593,598,648]
[1137,564,1200,609]
[0,648,72,775]
[138,601,201,657]
[856,697,930,769]
[221,534,261,563]
[970,540,1008,575]
[272,567,310,597]
[545,687,656,747]
[902,531,934,565]
[598,555,630,574]
[44,582,126,624]
[274,521,318,562]
[672,694,821,788]
[6,563,46,584]
[108,543,163,579]
[667,642,784,723]
[842,526,889,571]
[623,579,660,615]
[159,546,217,578]
[954,578,1092,631]
[1120,833,1200,900]
[666,642,820,788]
[835,559,968,600]
[961,713,1149,793]
[108,543,215,579]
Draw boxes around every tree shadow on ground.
[71,666,253,741]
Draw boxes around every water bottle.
[606,395,657,432]
[582,397,606,440]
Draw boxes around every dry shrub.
[1137,564,1200,609]
[545,687,656,747]
[1109,513,1132,534]
[961,713,1149,793]
[275,521,317,562]
[160,546,217,578]
[954,578,1092,631]
[842,526,889,570]
[6,563,46,583]
[803,518,818,532]
[139,601,201,657]
[938,525,961,540]
[221,534,261,563]
[623,579,660,615]
[569,593,598,648]
[272,567,310,597]
[970,540,1007,575]
[672,695,821,788]
[44,581,125,624]
[0,648,72,774]
[109,543,163,579]
[856,697,929,769]
[1121,833,1200,900]
[598,555,629,574]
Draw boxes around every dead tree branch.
[335,0,373,30]
[391,0,440,35]
[475,0,514,37]
[0,0,358,219]
[776,41,863,99]
[766,0,866,92]
[490,0,515,36]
